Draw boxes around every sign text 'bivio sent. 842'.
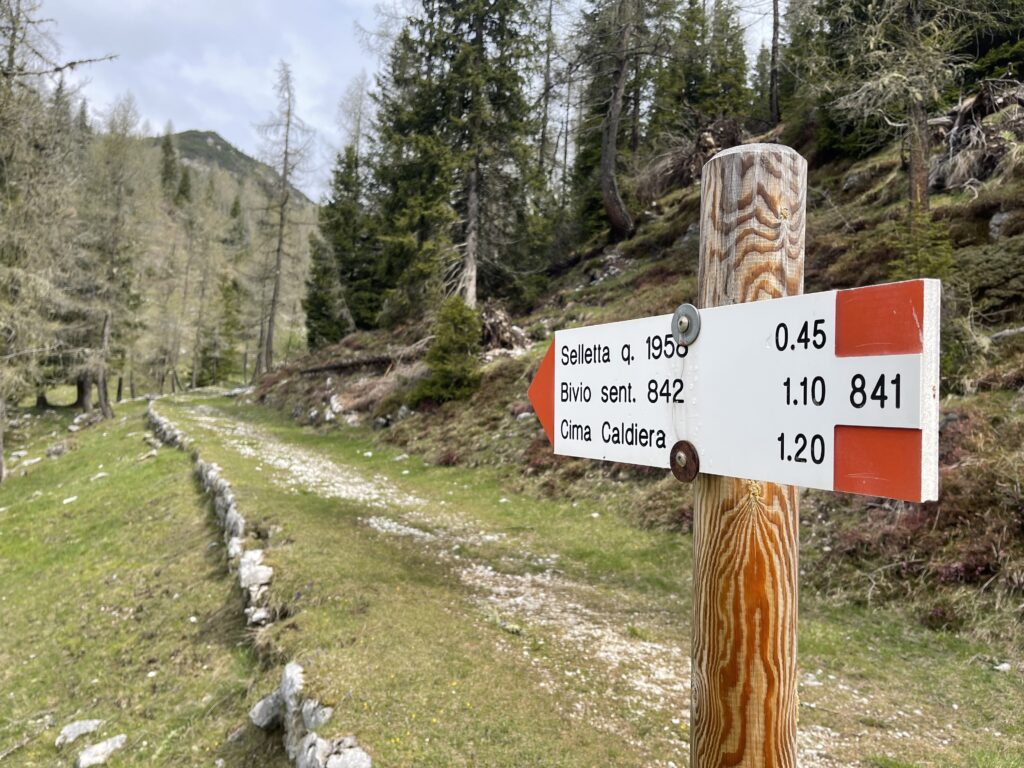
[528,278,940,503]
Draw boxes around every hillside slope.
[157,130,313,205]
[254,132,1024,649]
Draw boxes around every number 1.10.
[783,376,826,406]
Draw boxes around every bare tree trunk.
[538,0,554,177]
[0,396,6,485]
[464,158,480,309]
[770,0,781,126]
[96,311,115,420]
[243,349,249,383]
[172,369,183,393]
[601,1,635,241]
[129,371,136,399]
[171,236,194,392]
[35,391,49,409]
[630,60,642,162]
[562,76,573,208]
[76,373,93,413]
[191,256,211,388]
[908,98,930,213]
[116,375,123,403]
[266,191,289,372]
[250,348,263,385]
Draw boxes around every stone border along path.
[145,401,373,768]
[163,401,865,767]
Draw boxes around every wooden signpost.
[527,144,941,767]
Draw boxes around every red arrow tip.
[528,342,556,445]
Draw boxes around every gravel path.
[174,403,868,767]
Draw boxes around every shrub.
[411,296,482,404]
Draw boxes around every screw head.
[677,315,689,334]
[669,440,699,482]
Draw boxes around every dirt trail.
[176,403,856,767]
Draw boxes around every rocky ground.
[165,398,1009,768]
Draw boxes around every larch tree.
[256,60,312,372]
[76,95,144,419]
[0,0,102,479]
[338,69,373,157]
[816,0,1012,213]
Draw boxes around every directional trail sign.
[528,278,940,502]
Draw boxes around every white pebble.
[62,496,77,505]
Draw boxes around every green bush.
[411,296,482,404]
[887,212,955,282]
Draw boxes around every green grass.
[159,395,1024,767]
[163,396,690,766]
[0,401,285,766]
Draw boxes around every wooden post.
[691,144,806,767]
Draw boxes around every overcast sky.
[49,0,774,199]
[49,0,379,198]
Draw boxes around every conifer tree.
[255,60,312,372]
[175,165,192,206]
[303,233,351,350]
[703,0,748,117]
[321,145,376,329]
[160,122,178,199]
[750,44,773,126]
[371,27,456,323]
[370,0,537,319]
[649,0,709,142]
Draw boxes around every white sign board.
[529,279,940,502]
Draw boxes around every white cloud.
[45,0,379,195]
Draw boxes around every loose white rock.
[55,719,103,748]
[75,734,127,767]
[302,699,334,731]
[326,747,373,768]
[63,496,78,505]
[249,691,283,729]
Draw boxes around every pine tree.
[703,0,748,117]
[650,0,710,143]
[160,123,178,199]
[303,234,351,350]
[321,145,377,329]
[371,27,456,324]
[175,165,192,206]
[412,295,482,404]
[370,1,537,320]
[750,44,773,127]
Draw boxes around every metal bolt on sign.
[672,303,701,347]
[670,440,699,482]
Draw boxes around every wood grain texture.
[691,144,806,768]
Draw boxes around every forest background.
[3,0,1024,483]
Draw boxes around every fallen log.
[991,326,1024,343]
[299,337,432,376]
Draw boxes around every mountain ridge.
[161,129,313,206]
